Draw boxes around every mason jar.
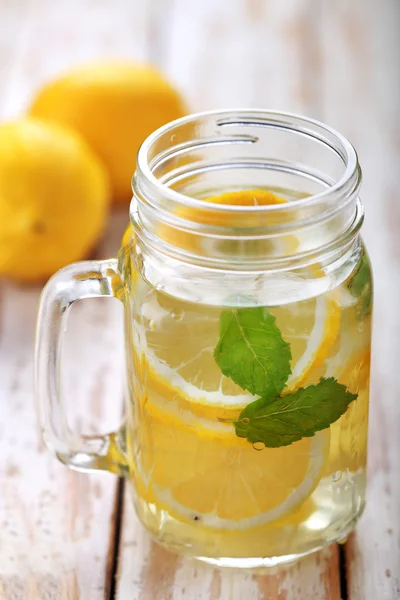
[36,110,372,568]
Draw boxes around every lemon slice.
[133,396,330,530]
[281,294,340,392]
[324,344,370,474]
[167,188,289,227]
[158,188,299,256]
[320,283,371,475]
[135,287,340,421]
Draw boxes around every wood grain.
[320,0,400,598]
[115,491,341,600]
[0,216,125,600]
[0,0,149,120]
[0,1,140,598]
[163,0,322,114]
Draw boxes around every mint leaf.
[349,254,372,318]
[214,307,292,397]
[234,378,357,447]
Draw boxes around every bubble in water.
[241,417,250,425]
[252,441,265,451]
[357,322,365,334]
[171,310,184,321]
[332,470,342,482]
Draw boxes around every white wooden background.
[0,0,399,599]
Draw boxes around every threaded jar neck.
[131,110,362,271]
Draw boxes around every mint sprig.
[234,378,357,448]
[214,306,357,447]
[214,308,292,397]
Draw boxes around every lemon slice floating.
[158,188,298,256]
[134,397,330,530]
[280,294,340,393]
[136,287,340,421]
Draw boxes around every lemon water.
[124,258,371,567]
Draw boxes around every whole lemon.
[29,62,186,206]
[0,118,109,283]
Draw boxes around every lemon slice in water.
[134,398,330,530]
[136,288,340,421]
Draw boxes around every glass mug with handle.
[35,110,372,568]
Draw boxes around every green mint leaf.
[349,254,372,318]
[214,307,292,397]
[234,377,357,448]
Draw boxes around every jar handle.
[35,259,128,477]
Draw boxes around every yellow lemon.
[29,61,186,206]
[0,118,109,282]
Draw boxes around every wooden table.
[1,1,399,598]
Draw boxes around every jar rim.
[134,108,361,216]
[131,109,363,272]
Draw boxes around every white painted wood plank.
[162,0,322,116]
[116,490,341,600]
[0,0,149,119]
[0,214,126,600]
[0,0,144,597]
[320,0,400,598]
